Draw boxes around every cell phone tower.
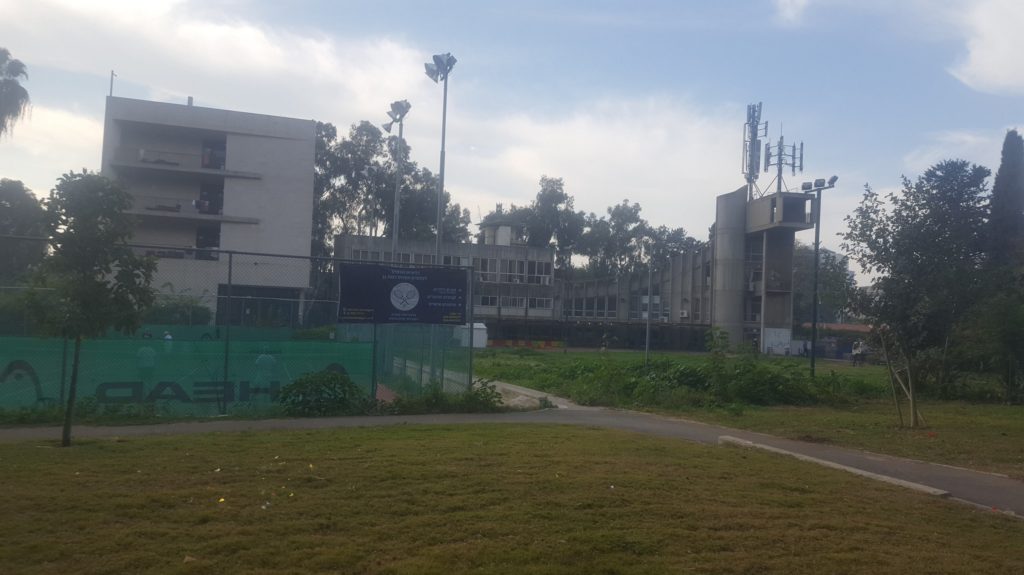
[763,128,804,195]
[741,102,767,201]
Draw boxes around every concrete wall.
[712,187,748,346]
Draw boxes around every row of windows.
[352,250,478,267]
[476,296,553,309]
[351,249,416,263]
[474,258,552,284]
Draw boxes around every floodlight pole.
[391,116,405,259]
[810,187,822,378]
[807,176,837,379]
[643,240,652,367]
[645,261,653,367]
[435,70,449,261]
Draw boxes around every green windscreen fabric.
[0,323,471,416]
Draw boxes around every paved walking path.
[2,382,1021,518]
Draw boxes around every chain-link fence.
[0,236,473,417]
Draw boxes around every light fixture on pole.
[801,175,839,378]
[424,52,457,262]
[382,100,411,260]
[643,239,653,367]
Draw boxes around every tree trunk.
[896,336,919,428]
[879,333,904,427]
[61,335,82,447]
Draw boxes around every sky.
[1,0,1023,271]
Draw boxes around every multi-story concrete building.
[336,182,814,353]
[100,96,315,324]
[335,215,557,325]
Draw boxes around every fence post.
[223,251,233,388]
[467,264,474,391]
[371,323,378,401]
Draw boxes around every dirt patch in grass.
[0,425,1021,574]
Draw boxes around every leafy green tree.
[791,243,854,325]
[0,178,47,284]
[843,160,989,426]
[26,171,156,446]
[313,120,470,247]
[311,121,346,263]
[478,176,585,272]
[0,48,30,138]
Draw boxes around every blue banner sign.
[338,263,467,324]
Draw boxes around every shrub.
[278,370,370,417]
[143,298,212,326]
[389,379,505,414]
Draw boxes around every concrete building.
[712,186,815,352]
[335,181,813,353]
[100,96,316,324]
[335,214,557,325]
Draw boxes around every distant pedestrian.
[163,331,174,353]
[852,340,864,366]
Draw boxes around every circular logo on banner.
[390,282,420,311]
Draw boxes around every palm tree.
[0,48,30,139]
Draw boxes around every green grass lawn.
[1,425,1021,574]
[475,349,1024,478]
[670,401,1024,479]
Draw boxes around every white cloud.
[446,97,742,238]
[948,0,1024,94]
[0,105,103,197]
[902,130,1001,174]
[0,0,753,240]
[774,0,812,24]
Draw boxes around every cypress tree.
[987,130,1024,268]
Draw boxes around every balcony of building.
[126,193,259,224]
[109,142,261,180]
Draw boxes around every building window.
[477,295,498,306]
[501,259,526,283]
[528,297,552,310]
[201,139,226,169]
[527,260,553,284]
[746,297,762,322]
[475,257,497,282]
[500,296,526,308]
[443,255,470,267]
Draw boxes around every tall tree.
[843,160,989,426]
[313,120,470,248]
[0,179,47,284]
[311,122,346,261]
[967,130,1024,403]
[0,48,30,138]
[26,171,156,446]
[791,243,854,325]
[986,129,1024,269]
